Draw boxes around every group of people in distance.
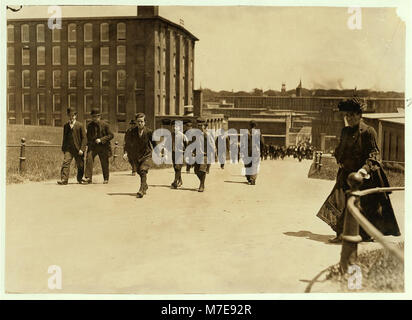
[58,107,264,198]
[260,143,314,161]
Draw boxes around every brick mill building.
[6,6,219,132]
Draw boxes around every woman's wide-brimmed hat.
[338,97,366,113]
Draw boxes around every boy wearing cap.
[192,118,213,192]
[84,108,114,184]
[57,108,87,185]
[124,119,137,175]
[169,119,188,189]
[243,120,264,185]
[123,113,157,198]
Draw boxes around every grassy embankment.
[324,243,404,292]
[6,125,169,184]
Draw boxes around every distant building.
[6,6,200,132]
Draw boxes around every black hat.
[183,119,192,125]
[161,119,171,125]
[249,120,257,128]
[66,107,77,115]
[338,98,365,113]
[196,117,207,125]
[129,119,136,125]
[90,108,101,116]
[135,113,146,119]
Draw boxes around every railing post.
[19,137,26,174]
[318,152,323,170]
[112,141,118,165]
[340,172,363,274]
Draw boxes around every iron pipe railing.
[340,172,404,274]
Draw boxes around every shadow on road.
[284,231,334,244]
[224,180,249,185]
[107,192,137,197]
[148,184,199,192]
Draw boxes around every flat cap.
[135,113,146,119]
[90,108,101,116]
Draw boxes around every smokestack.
[137,6,159,17]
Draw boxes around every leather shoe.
[103,180,109,184]
[57,180,68,185]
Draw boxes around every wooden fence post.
[19,137,26,174]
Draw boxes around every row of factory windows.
[8,69,133,90]
[7,23,126,43]
[7,46,126,66]
[7,69,189,92]
[7,93,128,115]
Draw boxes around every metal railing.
[339,172,404,273]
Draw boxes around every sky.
[6,4,407,92]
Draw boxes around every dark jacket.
[123,127,134,154]
[62,121,87,153]
[333,120,400,236]
[127,127,157,162]
[86,120,114,154]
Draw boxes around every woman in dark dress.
[317,98,401,243]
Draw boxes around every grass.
[308,155,404,187]
[324,243,404,292]
[6,125,170,184]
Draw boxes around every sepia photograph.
[1,1,410,297]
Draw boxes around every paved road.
[5,158,404,294]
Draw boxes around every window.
[22,70,30,88]
[162,49,166,68]
[53,70,61,88]
[84,70,93,88]
[68,47,77,65]
[53,94,61,112]
[21,24,29,42]
[101,94,109,113]
[8,118,17,125]
[101,70,110,88]
[7,47,14,65]
[36,24,45,42]
[68,70,77,88]
[7,25,14,42]
[117,45,125,64]
[68,24,76,42]
[23,118,31,125]
[162,72,166,92]
[117,70,126,89]
[37,46,45,65]
[84,47,93,65]
[23,94,31,112]
[37,70,46,88]
[100,23,109,41]
[157,71,160,88]
[52,28,61,42]
[7,70,15,88]
[117,23,126,40]
[54,118,62,127]
[38,118,46,126]
[52,46,61,65]
[84,23,93,42]
[8,94,16,112]
[37,94,45,112]
[100,47,109,65]
[68,93,77,109]
[84,94,93,113]
[156,46,160,66]
[117,95,126,114]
